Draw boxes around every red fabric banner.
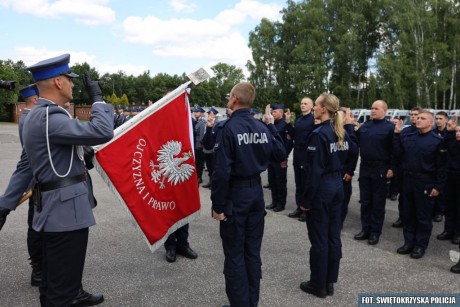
[95,88,200,251]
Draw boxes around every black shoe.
[300,281,327,298]
[326,283,334,296]
[273,207,285,212]
[265,203,276,210]
[202,182,212,188]
[397,244,414,255]
[298,212,306,222]
[410,247,425,259]
[263,184,270,189]
[71,289,104,307]
[165,249,176,263]
[392,218,403,228]
[176,247,198,259]
[368,234,379,245]
[288,208,302,218]
[30,268,42,287]
[452,236,460,245]
[30,260,42,287]
[451,260,460,274]
[354,231,369,240]
[198,178,203,184]
[433,214,443,222]
[437,231,453,240]
[390,193,398,201]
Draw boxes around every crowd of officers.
[193,99,460,277]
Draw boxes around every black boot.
[71,288,104,306]
[29,259,42,287]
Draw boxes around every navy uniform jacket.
[211,109,286,214]
[303,120,358,209]
[0,109,34,210]
[274,118,293,157]
[444,131,460,174]
[394,130,447,191]
[194,118,206,151]
[293,113,315,150]
[357,118,395,165]
[23,99,114,232]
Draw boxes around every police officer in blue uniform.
[114,105,125,128]
[192,107,206,184]
[299,93,358,298]
[265,104,293,212]
[0,84,42,286]
[202,107,220,189]
[354,100,395,245]
[394,110,447,259]
[392,107,421,228]
[23,54,113,306]
[287,97,315,221]
[211,82,286,307]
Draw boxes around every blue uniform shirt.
[394,130,447,190]
[211,109,286,213]
[444,131,460,173]
[357,118,394,163]
[293,113,315,150]
[274,118,293,156]
[303,120,358,209]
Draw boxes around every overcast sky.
[0,0,284,77]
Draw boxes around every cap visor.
[65,72,79,78]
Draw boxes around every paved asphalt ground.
[0,122,459,307]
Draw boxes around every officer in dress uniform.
[23,54,114,306]
[394,110,447,259]
[0,84,42,286]
[287,97,315,221]
[354,100,395,246]
[299,93,358,298]
[265,104,293,212]
[432,111,449,223]
[211,82,286,307]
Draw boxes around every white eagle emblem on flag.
[150,140,195,189]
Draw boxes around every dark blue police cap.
[117,105,124,110]
[27,53,79,82]
[208,107,219,115]
[250,108,261,115]
[19,84,39,99]
[271,104,284,111]
[194,107,205,113]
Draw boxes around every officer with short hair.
[202,107,220,189]
[394,111,447,259]
[354,100,395,245]
[211,82,286,307]
[265,104,293,212]
[287,97,315,221]
[23,54,113,306]
[0,84,42,286]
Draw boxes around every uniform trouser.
[305,175,343,290]
[194,149,205,180]
[443,174,460,237]
[27,199,42,263]
[40,228,88,307]
[293,149,306,208]
[359,172,388,236]
[164,224,190,251]
[204,153,214,182]
[220,184,264,307]
[267,162,287,209]
[341,178,352,226]
[401,177,435,250]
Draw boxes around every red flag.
[94,84,200,252]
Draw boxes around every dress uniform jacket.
[23,99,114,232]
[0,109,34,210]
